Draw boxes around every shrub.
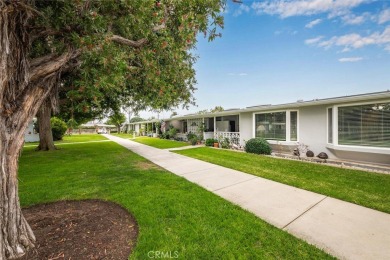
[190,136,198,145]
[160,132,170,139]
[168,127,178,139]
[205,138,217,146]
[51,117,68,141]
[187,132,197,141]
[244,138,272,155]
[221,137,230,149]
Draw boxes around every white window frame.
[326,100,390,154]
[252,110,299,144]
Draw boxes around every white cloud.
[228,73,248,76]
[251,0,367,18]
[233,4,250,17]
[341,12,370,25]
[341,47,351,52]
[338,57,363,62]
[305,36,324,45]
[305,18,322,28]
[309,26,390,51]
[378,9,390,24]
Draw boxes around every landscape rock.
[306,150,314,157]
[317,152,328,159]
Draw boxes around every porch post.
[286,111,291,142]
[214,116,217,138]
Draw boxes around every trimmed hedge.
[51,117,68,141]
[244,138,272,155]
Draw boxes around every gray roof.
[128,90,390,124]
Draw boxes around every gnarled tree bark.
[0,2,75,258]
[36,98,56,151]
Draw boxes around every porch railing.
[214,132,240,145]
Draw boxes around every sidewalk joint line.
[175,165,220,176]
[212,176,259,192]
[282,196,328,230]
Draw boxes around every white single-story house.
[80,123,116,134]
[126,91,390,165]
[25,118,39,142]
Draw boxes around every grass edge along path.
[173,147,390,214]
[19,141,333,259]
[24,134,108,147]
[113,134,189,149]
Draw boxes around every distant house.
[127,91,390,165]
[79,123,116,134]
[25,118,39,142]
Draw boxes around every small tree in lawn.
[107,112,127,133]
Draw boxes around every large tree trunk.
[36,99,57,151]
[0,129,36,259]
[0,2,75,258]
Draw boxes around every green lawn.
[112,133,136,139]
[24,134,108,146]
[174,147,390,214]
[19,142,332,259]
[114,135,189,149]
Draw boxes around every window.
[328,108,333,143]
[338,103,390,147]
[290,111,298,141]
[255,112,286,140]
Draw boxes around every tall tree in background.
[0,0,224,258]
[107,111,127,133]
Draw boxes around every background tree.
[0,0,225,258]
[170,111,178,117]
[210,106,224,113]
[34,0,225,150]
[129,116,145,123]
[107,112,127,133]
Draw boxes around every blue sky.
[139,0,390,119]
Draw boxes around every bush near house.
[245,138,272,155]
[205,138,217,146]
[51,117,68,141]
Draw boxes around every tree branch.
[29,50,81,82]
[30,29,63,42]
[111,35,147,48]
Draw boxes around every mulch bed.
[19,200,138,260]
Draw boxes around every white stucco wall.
[25,120,39,142]
[167,120,182,132]
[297,105,336,158]
[239,112,253,146]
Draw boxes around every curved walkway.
[104,134,390,260]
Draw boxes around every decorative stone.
[317,152,328,159]
[306,150,314,157]
[293,148,300,156]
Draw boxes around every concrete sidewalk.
[105,135,390,260]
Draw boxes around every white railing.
[176,133,188,141]
[203,132,214,140]
[215,132,240,145]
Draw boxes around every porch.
[166,114,241,145]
